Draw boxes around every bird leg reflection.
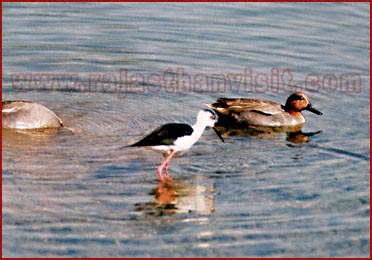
[156,178,176,203]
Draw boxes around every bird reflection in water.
[215,124,322,144]
[286,130,322,144]
[134,178,214,216]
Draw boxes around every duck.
[126,109,224,182]
[2,100,64,130]
[208,91,322,128]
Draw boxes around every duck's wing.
[2,101,32,114]
[211,98,283,116]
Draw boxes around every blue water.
[2,2,370,257]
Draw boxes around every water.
[2,2,370,257]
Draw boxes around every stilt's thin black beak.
[306,104,322,115]
[213,127,225,143]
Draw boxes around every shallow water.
[2,2,370,257]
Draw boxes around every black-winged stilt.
[127,109,224,182]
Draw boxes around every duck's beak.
[305,104,322,115]
[213,127,225,143]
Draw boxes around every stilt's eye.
[297,95,305,100]
[210,115,216,120]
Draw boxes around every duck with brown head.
[209,91,322,128]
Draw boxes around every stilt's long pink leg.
[157,150,177,182]
[165,163,169,177]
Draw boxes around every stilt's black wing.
[129,123,193,147]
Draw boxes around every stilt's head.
[196,109,218,128]
[195,109,225,142]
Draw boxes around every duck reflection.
[2,128,63,147]
[286,130,322,144]
[2,127,77,149]
[134,177,214,216]
[215,125,322,144]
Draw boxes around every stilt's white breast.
[174,134,197,151]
